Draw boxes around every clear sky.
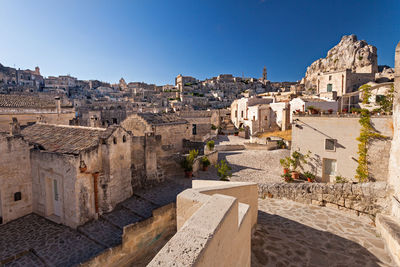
[0,0,399,85]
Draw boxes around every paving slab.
[252,198,395,267]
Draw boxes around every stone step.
[376,214,400,266]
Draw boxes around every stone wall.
[0,134,32,224]
[258,182,391,217]
[149,181,257,267]
[80,203,176,267]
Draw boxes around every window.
[241,111,244,118]
[123,135,127,143]
[235,110,237,118]
[325,139,336,151]
[327,84,333,92]
[112,118,118,124]
[253,116,255,121]
[113,137,117,144]
[14,192,22,201]
[192,124,197,135]
[329,75,332,81]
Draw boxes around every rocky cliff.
[303,35,378,89]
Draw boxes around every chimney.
[9,117,21,136]
[55,97,61,114]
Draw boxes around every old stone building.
[0,94,75,132]
[122,113,190,178]
[0,121,133,228]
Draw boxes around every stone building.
[0,94,75,132]
[230,97,277,135]
[175,74,197,92]
[0,122,133,228]
[122,113,190,178]
[291,115,392,182]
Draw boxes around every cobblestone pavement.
[195,149,290,184]
[0,180,188,266]
[253,198,395,267]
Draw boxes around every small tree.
[215,160,232,181]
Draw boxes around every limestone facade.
[292,115,393,182]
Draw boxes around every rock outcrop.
[303,34,378,89]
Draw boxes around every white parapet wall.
[148,180,258,267]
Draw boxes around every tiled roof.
[137,113,188,125]
[0,94,56,109]
[21,124,115,154]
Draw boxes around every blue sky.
[0,0,399,85]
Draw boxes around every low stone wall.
[80,203,176,267]
[258,182,391,217]
[215,144,245,151]
[148,181,258,267]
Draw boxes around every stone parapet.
[258,182,391,217]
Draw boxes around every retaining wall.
[258,182,391,217]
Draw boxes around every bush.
[277,140,286,149]
[335,175,348,183]
[281,173,293,183]
[215,160,232,181]
[211,124,217,130]
[201,156,210,167]
[181,149,199,172]
[206,140,215,150]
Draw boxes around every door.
[323,158,337,183]
[327,84,333,92]
[52,179,61,217]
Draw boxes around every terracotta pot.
[283,168,289,174]
[291,171,299,179]
[202,166,208,171]
[307,178,312,182]
[234,133,238,136]
[185,171,193,178]
[79,167,87,173]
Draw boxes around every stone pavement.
[0,179,189,267]
[253,198,395,267]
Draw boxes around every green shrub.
[211,124,217,130]
[215,160,232,181]
[206,140,215,150]
[303,171,315,181]
[201,156,210,167]
[335,175,348,183]
[281,173,293,183]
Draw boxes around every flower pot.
[307,178,312,182]
[283,168,289,174]
[79,167,87,173]
[185,171,193,178]
[234,133,238,136]
[284,176,292,183]
[202,166,208,171]
[291,171,299,179]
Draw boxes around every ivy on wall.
[356,84,390,182]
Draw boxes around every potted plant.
[279,158,290,174]
[201,156,210,171]
[281,151,310,179]
[277,140,286,149]
[281,173,292,183]
[215,159,232,181]
[351,107,361,114]
[181,158,193,178]
[335,175,348,183]
[304,171,315,182]
[343,108,348,113]
[328,109,333,114]
[234,131,239,136]
[206,140,215,151]
[181,149,199,178]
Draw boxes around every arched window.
[123,135,127,143]
[113,137,117,144]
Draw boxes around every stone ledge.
[376,214,400,266]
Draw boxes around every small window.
[253,116,255,121]
[113,137,117,144]
[325,139,335,151]
[235,110,237,118]
[241,111,244,118]
[329,75,332,81]
[123,135,127,143]
[14,192,22,201]
[192,124,197,135]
